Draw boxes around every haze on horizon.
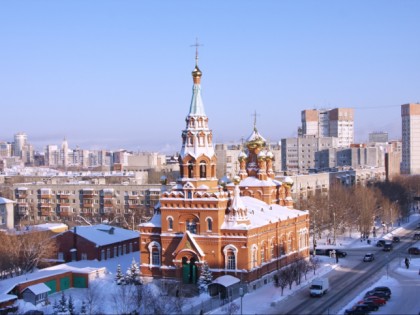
[1,1,419,154]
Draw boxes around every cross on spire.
[252,110,260,131]
[190,37,203,66]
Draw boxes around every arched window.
[188,163,194,178]
[206,217,213,231]
[186,219,197,234]
[148,241,161,267]
[167,217,173,230]
[251,245,258,268]
[227,250,235,270]
[223,245,238,270]
[270,240,275,259]
[260,243,265,263]
[200,163,206,178]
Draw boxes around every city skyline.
[1,1,419,153]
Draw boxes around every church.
[139,55,310,284]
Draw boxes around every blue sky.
[1,1,419,153]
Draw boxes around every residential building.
[281,135,338,174]
[369,132,389,143]
[139,57,309,285]
[401,103,420,174]
[13,132,27,158]
[12,181,161,224]
[0,197,15,230]
[301,108,354,148]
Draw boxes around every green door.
[44,280,57,294]
[192,264,197,284]
[73,276,87,288]
[60,277,71,291]
[182,264,189,284]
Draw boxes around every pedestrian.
[405,257,410,269]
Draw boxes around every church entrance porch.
[182,256,198,284]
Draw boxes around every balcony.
[16,193,28,199]
[128,195,139,200]
[59,206,71,217]
[40,194,53,199]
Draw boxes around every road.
[265,225,420,315]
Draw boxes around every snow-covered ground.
[9,214,420,315]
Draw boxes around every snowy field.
[10,214,420,314]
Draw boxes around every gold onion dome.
[238,151,247,161]
[192,65,202,78]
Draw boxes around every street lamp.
[239,286,245,315]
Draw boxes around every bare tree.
[111,284,138,315]
[84,281,103,315]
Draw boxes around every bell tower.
[178,46,218,189]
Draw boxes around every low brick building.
[55,224,139,262]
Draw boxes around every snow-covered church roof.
[221,196,307,230]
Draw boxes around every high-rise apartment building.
[301,108,354,148]
[13,132,27,157]
[401,103,420,175]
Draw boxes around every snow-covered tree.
[126,258,142,285]
[57,291,68,314]
[79,301,87,315]
[67,295,75,315]
[115,263,125,285]
[197,261,213,293]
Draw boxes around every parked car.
[363,296,387,306]
[363,253,375,262]
[373,286,391,296]
[344,304,373,315]
[392,236,400,243]
[408,247,420,255]
[413,233,420,240]
[365,290,390,301]
[356,301,379,311]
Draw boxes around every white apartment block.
[13,182,162,223]
[301,108,354,148]
[401,103,420,175]
[281,136,338,174]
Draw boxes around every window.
[207,218,213,231]
[200,163,207,178]
[81,253,87,260]
[227,250,235,270]
[58,252,64,261]
[168,217,173,230]
[114,247,117,257]
[123,244,127,254]
[129,243,133,253]
[152,248,160,265]
[251,245,258,268]
[101,250,105,261]
[186,219,197,234]
[107,248,111,259]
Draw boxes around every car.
[325,249,348,258]
[392,236,400,243]
[383,242,393,251]
[356,301,379,311]
[373,286,392,296]
[408,247,420,255]
[413,233,420,240]
[365,290,390,301]
[344,304,372,315]
[376,239,387,247]
[363,253,375,262]
[363,296,387,306]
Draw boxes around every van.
[309,278,329,297]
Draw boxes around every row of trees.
[0,229,57,278]
[297,175,420,244]
[273,256,321,295]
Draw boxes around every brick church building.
[139,55,310,284]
